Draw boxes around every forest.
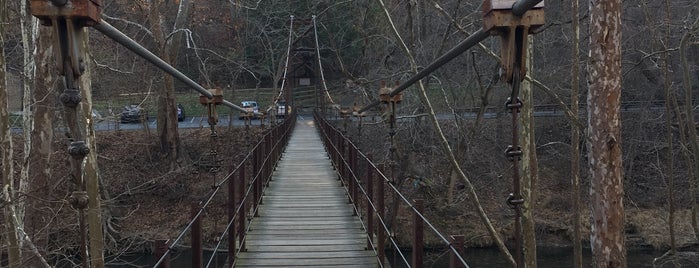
[1,0,699,267]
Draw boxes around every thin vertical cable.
[312,15,335,105]
[275,15,295,104]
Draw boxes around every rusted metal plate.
[30,0,102,25]
[483,0,544,12]
[483,9,545,33]
[235,120,378,267]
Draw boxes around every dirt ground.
[15,116,697,262]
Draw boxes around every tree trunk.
[22,4,57,266]
[520,37,537,268]
[78,28,106,268]
[587,0,626,267]
[570,0,583,266]
[679,16,699,238]
[662,0,677,255]
[149,0,185,166]
[0,0,21,263]
[18,0,38,235]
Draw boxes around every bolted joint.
[506,193,524,209]
[504,145,522,159]
[68,141,90,160]
[69,191,89,210]
[60,88,82,107]
[505,97,522,112]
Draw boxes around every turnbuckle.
[506,193,524,209]
[504,145,522,160]
[505,97,523,112]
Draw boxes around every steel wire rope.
[314,115,389,267]
[273,15,295,106]
[357,0,543,114]
[153,118,295,267]
[314,115,413,267]
[205,117,296,267]
[315,113,471,267]
[312,15,336,106]
[314,118,419,267]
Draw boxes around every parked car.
[276,101,291,118]
[91,109,103,122]
[239,101,259,120]
[120,105,146,123]
[177,103,185,122]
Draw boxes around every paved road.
[93,115,285,131]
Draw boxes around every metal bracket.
[31,0,102,90]
[379,81,402,104]
[200,88,224,134]
[482,0,544,83]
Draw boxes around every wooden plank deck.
[235,119,378,267]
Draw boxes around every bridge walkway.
[235,119,377,267]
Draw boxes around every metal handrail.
[152,112,296,267]
[314,112,470,268]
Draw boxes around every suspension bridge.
[23,0,547,267]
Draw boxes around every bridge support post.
[377,164,386,266]
[228,170,236,266]
[253,144,260,216]
[238,161,247,252]
[449,235,465,268]
[349,145,357,210]
[191,203,203,268]
[154,239,170,268]
[339,135,346,187]
[412,199,424,268]
[366,154,374,250]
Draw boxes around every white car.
[276,101,291,118]
[239,101,259,119]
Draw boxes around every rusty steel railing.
[152,111,296,268]
[314,112,469,268]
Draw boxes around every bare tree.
[77,29,106,268]
[570,0,583,266]
[373,0,515,265]
[679,16,699,238]
[587,0,626,267]
[520,37,538,268]
[0,0,21,264]
[145,0,194,166]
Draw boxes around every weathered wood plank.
[234,119,378,267]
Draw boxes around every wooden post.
[253,145,260,216]
[238,161,246,252]
[352,146,358,209]
[366,155,374,249]
[449,235,465,268]
[412,199,424,268]
[377,164,386,266]
[228,171,236,266]
[154,240,170,268]
[191,203,202,268]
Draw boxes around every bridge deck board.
[234,119,379,267]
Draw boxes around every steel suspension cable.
[93,21,258,115]
[274,15,295,104]
[312,15,336,105]
[357,0,543,114]
[154,119,294,267]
